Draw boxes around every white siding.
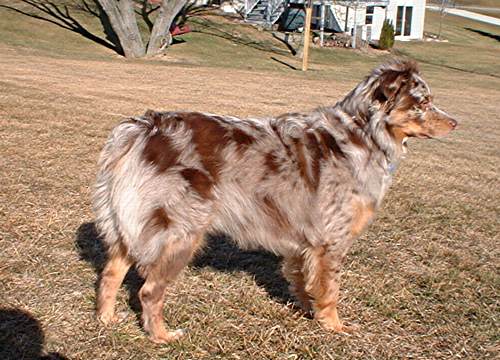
[386,0,426,40]
[370,6,387,40]
[331,4,366,33]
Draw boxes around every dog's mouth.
[402,137,409,153]
[416,133,434,139]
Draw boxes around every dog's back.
[93,111,335,267]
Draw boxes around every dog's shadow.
[75,222,292,320]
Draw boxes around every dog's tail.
[92,114,155,249]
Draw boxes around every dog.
[93,59,457,343]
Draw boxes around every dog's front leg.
[302,245,355,333]
[282,255,312,313]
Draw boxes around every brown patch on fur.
[317,129,346,159]
[305,132,323,189]
[350,200,374,237]
[182,113,231,181]
[347,129,366,149]
[143,110,163,128]
[140,207,172,244]
[151,207,172,229]
[264,151,281,174]
[292,138,313,190]
[232,128,256,154]
[180,168,213,199]
[143,133,180,172]
[374,63,418,112]
[262,195,290,230]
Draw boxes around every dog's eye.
[418,99,432,111]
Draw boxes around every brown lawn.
[0,2,499,359]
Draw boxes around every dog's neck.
[334,73,408,168]
[315,101,404,206]
[328,103,405,172]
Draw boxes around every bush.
[379,19,395,50]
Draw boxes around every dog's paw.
[322,321,359,335]
[150,328,186,344]
[98,310,128,325]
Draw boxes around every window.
[365,6,374,25]
[396,6,413,37]
[404,7,413,36]
[396,6,404,36]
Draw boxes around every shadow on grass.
[190,16,292,56]
[0,308,68,360]
[271,32,298,56]
[0,0,123,55]
[75,222,144,320]
[464,27,500,42]
[75,222,292,319]
[192,234,291,304]
[270,56,298,70]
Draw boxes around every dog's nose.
[448,118,458,129]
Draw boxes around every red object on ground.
[170,24,192,37]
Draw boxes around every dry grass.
[0,2,499,359]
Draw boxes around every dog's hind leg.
[138,232,204,343]
[97,242,133,324]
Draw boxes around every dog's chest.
[358,158,395,207]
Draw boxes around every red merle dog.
[93,59,457,343]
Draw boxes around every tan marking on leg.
[303,246,354,333]
[97,243,133,325]
[350,200,375,238]
[139,232,205,343]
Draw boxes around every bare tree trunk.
[97,0,145,58]
[146,0,188,56]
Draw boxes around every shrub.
[379,19,395,50]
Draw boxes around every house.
[222,0,426,42]
[331,0,426,41]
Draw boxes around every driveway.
[427,5,500,26]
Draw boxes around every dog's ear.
[372,60,418,109]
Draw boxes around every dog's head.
[371,59,457,142]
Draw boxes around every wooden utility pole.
[319,0,325,47]
[302,0,313,71]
